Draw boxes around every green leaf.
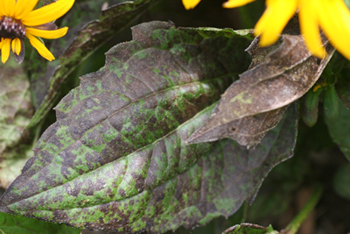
[0,21,254,232]
[301,86,322,127]
[28,0,164,128]
[187,35,334,147]
[323,84,339,120]
[325,100,350,161]
[0,212,80,234]
[345,0,350,10]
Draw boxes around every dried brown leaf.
[187,35,335,147]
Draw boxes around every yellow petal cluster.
[0,0,75,63]
[182,0,350,60]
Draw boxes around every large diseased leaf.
[187,35,335,147]
[0,21,253,232]
[0,100,297,233]
[28,0,164,127]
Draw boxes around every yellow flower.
[182,0,350,60]
[0,0,75,64]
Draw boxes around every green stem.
[240,201,249,223]
[284,186,323,234]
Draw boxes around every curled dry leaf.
[187,35,335,148]
[189,106,288,148]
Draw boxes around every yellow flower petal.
[318,0,350,60]
[0,0,7,15]
[14,0,39,19]
[1,38,11,63]
[26,34,55,61]
[11,38,22,55]
[22,0,75,26]
[332,1,350,59]
[299,0,326,58]
[182,0,201,10]
[26,27,68,39]
[223,0,256,8]
[255,0,297,46]
[1,0,16,16]
[8,0,16,17]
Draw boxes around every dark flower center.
[0,16,26,40]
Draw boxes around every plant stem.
[284,186,323,234]
[240,201,249,223]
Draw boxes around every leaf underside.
[187,35,335,148]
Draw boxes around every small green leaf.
[305,85,323,112]
[0,212,80,234]
[323,84,339,120]
[301,87,322,127]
